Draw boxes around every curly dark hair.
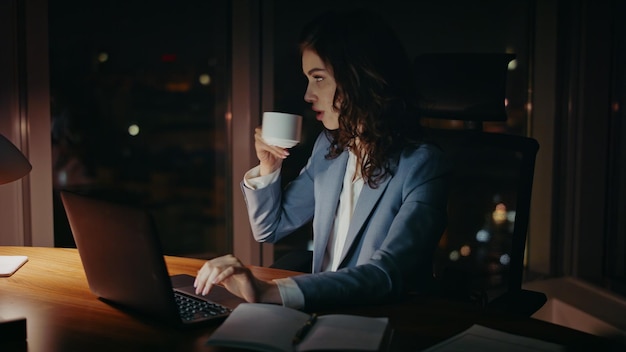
[299,9,423,188]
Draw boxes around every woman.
[194,9,448,311]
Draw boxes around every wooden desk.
[0,247,614,351]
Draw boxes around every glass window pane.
[49,0,231,258]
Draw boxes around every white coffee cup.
[261,112,303,148]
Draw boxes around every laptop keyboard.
[174,291,232,322]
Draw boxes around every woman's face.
[302,49,340,130]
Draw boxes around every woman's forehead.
[302,49,331,74]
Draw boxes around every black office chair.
[414,53,546,317]
[270,248,313,273]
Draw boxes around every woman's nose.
[304,84,315,103]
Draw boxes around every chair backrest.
[414,52,515,128]
[426,129,539,296]
[414,53,540,304]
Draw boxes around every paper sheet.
[0,256,28,277]
[423,324,565,352]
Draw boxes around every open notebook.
[206,303,391,352]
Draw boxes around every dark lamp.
[0,133,32,185]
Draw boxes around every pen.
[292,313,317,345]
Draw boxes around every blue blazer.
[241,132,448,310]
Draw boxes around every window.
[49,0,231,258]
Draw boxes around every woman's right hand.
[194,254,282,304]
[254,127,290,175]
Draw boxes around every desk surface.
[0,246,614,351]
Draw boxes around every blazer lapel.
[338,158,399,265]
[312,152,349,273]
[337,176,392,262]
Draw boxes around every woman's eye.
[314,76,323,82]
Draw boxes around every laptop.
[60,191,245,327]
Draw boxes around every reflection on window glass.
[49,0,230,258]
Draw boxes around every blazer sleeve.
[240,132,329,243]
